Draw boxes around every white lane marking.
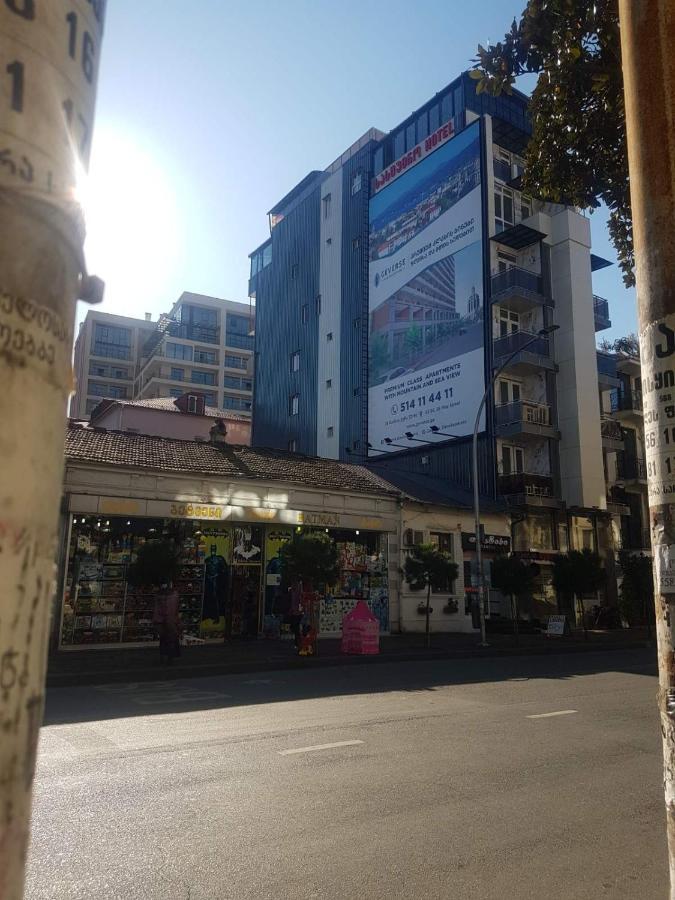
[526,709,578,719]
[243,679,274,684]
[279,740,364,756]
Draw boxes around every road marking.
[243,678,274,684]
[526,709,578,719]
[278,740,364,756]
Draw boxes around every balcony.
[498,472,561,508]
[492,330,556,374]
[494,400,557,440]
[490,267,550,314]
[611,388,643,419]
[606,485,631,515]
[225,332,255,352]
[593,295,612,332]
[601,416,624,451]
[616,454,647,488]
[597,351,620,389]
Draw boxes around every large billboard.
[368,120,484,453]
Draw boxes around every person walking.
[153,584,182,665]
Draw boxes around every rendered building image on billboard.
[368,120,484,453]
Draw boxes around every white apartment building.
[71,293,254,419]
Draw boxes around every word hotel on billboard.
[373,121,455,193]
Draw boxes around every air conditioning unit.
[403,529,424,547]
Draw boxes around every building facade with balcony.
[71,293,255,419]
[249,70,619,623]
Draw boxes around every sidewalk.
[46,628,654,688]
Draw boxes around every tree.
[369,332,391,382]
[598,333,640,357]
[404,324,423,358]
[279,531,341,592]
[471,1,634,286]
[127,540,180,588]
[618,551,654,632]
[552,549,605,637]
[491,555,537,645]
[403,544,459,648]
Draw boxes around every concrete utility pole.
[0,2,104,897]
[618,0,675,893]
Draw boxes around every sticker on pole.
[639,314,675,504]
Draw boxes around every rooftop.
[65,423,399,497]
[89,396,249,423]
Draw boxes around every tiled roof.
[65,423,398,496]
[90,396,248,421]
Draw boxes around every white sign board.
[547,615,566,636]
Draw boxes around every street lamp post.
[472,325,559,647]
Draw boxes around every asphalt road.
[27,649,666,900]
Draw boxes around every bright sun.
[80,126,184,318]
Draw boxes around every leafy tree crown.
[279,531,341,588]
[403,543,459,592]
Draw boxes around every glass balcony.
[616,454,647,483]
[492,330,555,373]
[498,472,558,505]
[600,416,624,448]
[494,400,556,438]
[593,295,611,332]
[611,388,643,416]
[490,267,549,313]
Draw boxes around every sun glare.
[81,127,184,318]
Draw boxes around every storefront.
[59,506,395,649]
[461,531,511,620]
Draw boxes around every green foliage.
[279,531,341,590]
[471,1,633,286]
[618,551,654,625]
[552,549,605,597]
[403,543,459,593]
[598,333,639,357]
[404,325,423,357]
[127,540,180,588]
[491,555,536,600]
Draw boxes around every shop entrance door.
[227,565,262,638]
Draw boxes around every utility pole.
[618,1,675,893]
[0,3,104,897]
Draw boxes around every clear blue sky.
[81,0,636,342]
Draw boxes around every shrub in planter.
[404,544,458,647]
[443,599,459,614]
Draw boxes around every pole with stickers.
[0,2,104,896]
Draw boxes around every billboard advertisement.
[368,120,484,453]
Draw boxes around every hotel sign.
[372,119,455,195]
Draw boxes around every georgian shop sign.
[461,532,511,552]
[71,496,394,532]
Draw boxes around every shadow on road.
[43,646,657,728]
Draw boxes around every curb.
[45,639,654,688]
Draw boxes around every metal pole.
[472,329,555,647]
[0,5,104,897]
[618,2,675,892]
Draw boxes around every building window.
[288,439,297,452]
[353,387,359,397]
[170,367,184,381]
[224,375,252,391]
[187,395,198,413]
[327,426,334,438]
[500,444,524,475]
[326,379,332,388]
[166,342,193,361]
[351,172,362,195]
[373,146,383,175]
[441,92,452,123]
[301,305,309,324]
[169,388,183,399]
[92,323,132,360]
[326,237,332,246]
[290,394,299,416]
[194,348,217,365]
[417,111,428,141]
[291,263,299,279]
[191,370,216,386]
[498,307,520,337]
[322,193,332,219]
[405,122,416,151]
[494,185,515,233]
[316,295,321,315]
[224,354,247,370]
[394,130,405,159]
[353,317,360,329]
[290,351,300,372]
[352,237,360,251]
[429,103,440,132]
[520,195,532,219]
[223,396,252,411]
[87,381,127,399]
[429,532,455,592]
[327,332,333,342]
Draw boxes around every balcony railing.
[490,266,544,300]
[498,472,555,498]
[226,332,255,351]
[493,330,551,363]
[607,485,630,509]
[494,400,552,428]
[611,388,643,414]
[600,417,623,442]
[593,295,610,323]
[597,351,618,380]
[617,455,647,481]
